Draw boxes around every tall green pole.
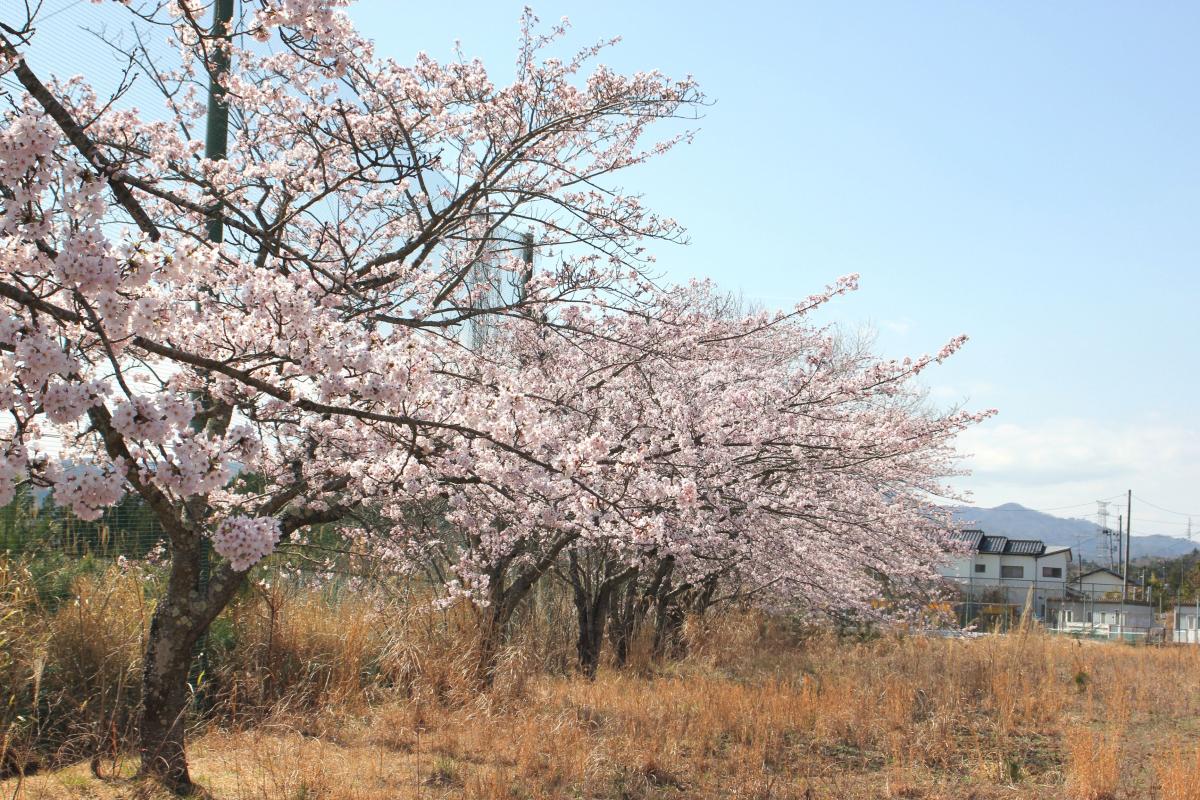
[194,0,235,702]
[204,0,235,244]
[198,0,236,534]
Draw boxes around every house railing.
[941,576,1154,602]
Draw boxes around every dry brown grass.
[1,561,149,777]
[5,564,1200,799]
[1065,725,1122,800]
[1155,744,1200,800]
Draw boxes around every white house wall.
[939,548,1071,622]
[1078,571,1126,592]
[1054,601,1155,633]
[1175,610,1200,644]
[940,552,1069,588]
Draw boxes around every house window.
[1042,567,1063,578]
[1001,565,1024,579]
[974,563,986,573]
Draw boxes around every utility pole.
[1117,514,1125,636]
[521,230,535,286]
[205,0,235,243]
[1108,520,1118,582]
[1123,490,1132,602]
[193,0,235,705]
[1098,502,1112,569]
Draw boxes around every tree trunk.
[652,599,687,660]
[138,561,207,791]
[136,530,248,791]
[609,576,639,668]
[138,600,202,791]
[650,562,689,661]
[473,565,538,688]
[471,531,580,687]
[568,551,636,679]
[690,574,720,617]
[475,601,507,690]
[573,584,613,679]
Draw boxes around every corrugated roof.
[1004,539,1046,556]
[950,529,984,549]
[979,536,1009,554]
[953,529,1068,559]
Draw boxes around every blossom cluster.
[111,394,194,442]
[53,463,126,521]
[0,441,27,507]
[212,516,282,572]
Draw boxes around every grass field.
[4,564,1200,799]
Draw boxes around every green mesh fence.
[0,484,167,563]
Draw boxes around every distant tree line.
[1138,549,1200,604]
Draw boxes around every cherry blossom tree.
[0,0,701,787]
[0,0,989,789]
[388,281,989,678]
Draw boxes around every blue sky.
[347,1,1200,533]
[21,1,1200,535]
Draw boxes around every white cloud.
[950,416,1200,534]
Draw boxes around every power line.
[1128,516,1195,527]
[1134,495,1200,518]
[1028,494,1127,513]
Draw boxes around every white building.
[1174,605,1200,644]
[940,530,1072,622]
[1072,567,1144,601]
[1050,568,1155,640]
[1052,600,1155,638]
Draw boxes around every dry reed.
[4,559,1200,798]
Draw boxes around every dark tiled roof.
[954,530,1059,558]
[1004,539,1046,556]
[979,536,1009,554]
[950,529,984,549]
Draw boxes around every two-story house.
[939,529,1072,622]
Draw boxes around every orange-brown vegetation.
[3,560,1200,799]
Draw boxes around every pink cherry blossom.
[0,2,990,784]
[212,516,283,571]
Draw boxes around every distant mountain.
[950,503,1199,562]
